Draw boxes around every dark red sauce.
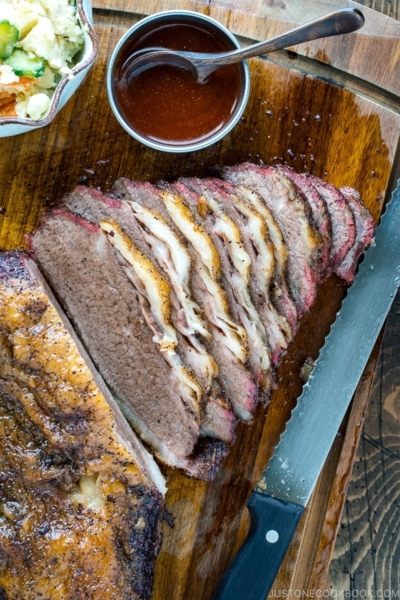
[113,23,241,146]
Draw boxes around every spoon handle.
[192,8,364,82]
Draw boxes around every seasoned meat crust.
[28,211,227,479]
[0,251,165,600]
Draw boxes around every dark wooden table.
[329,1,400,592]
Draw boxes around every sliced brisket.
[223,163,323,317]
[61,186,235,445]
[232,183,299,335]
[305,175,356,274]
[203,177,293,362]
[279,166,332,280]
[28,210,227,479]
[112,179,258,422]
[172,178,272,382]
[335,187,375,282]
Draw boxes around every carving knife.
[213,182,400,600]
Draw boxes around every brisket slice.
[279,166,332,280]
[231,183,299,335]
[112,179,258,422]
[223,163,323,317]
[335,187,375,282]
[162,179,261,383]
[28,210,227,479]
[200,177,292,363]
[305,175,356,274]
[61,186,235,445]
[0,251,165,600]
[172,178,272,384]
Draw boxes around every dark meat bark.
[305,175,356,274]
[61,186,235,445]
[279,166,332,280]
[336,187,375,282]
[0,251,165,600]
[112,178,258,422]
[223,163,323,317]
[28,210,227,479]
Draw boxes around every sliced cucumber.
[0,20,19,59]
[4,49,45,78]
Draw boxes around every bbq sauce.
[113,23,241,146]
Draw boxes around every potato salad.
[0,0,85,120]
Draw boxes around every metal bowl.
[0,0,98,139]
[106,10,251,154]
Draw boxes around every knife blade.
[213,182,400,600]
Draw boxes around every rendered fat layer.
[160,191,248,364]
[198,194,270,371]
[127,200,210,339]
[100,219,176,353]
[100,219,202,418]
[169,290,218,390]
[237,185,288,274]
[231,193,290,345]
[126,201,218,389]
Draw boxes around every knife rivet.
[266,530,279,543]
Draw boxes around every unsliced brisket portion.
[223,163,322,317]
[305,175,356,274]
[279,166,332,280]
[61,186,235,445]
[28,210,227,479]
[0,251,165,600]
[335,187,375,282]
[112,179,258,422]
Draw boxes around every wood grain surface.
[0,2,400,598]
[330,296,400,594]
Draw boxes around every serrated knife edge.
[256,181,400,506]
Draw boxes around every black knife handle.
[213,492,304,600]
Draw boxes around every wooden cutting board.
[1,1,400,597]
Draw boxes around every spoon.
[126,8,364,84]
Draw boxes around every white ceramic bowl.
[0,0,98,138]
